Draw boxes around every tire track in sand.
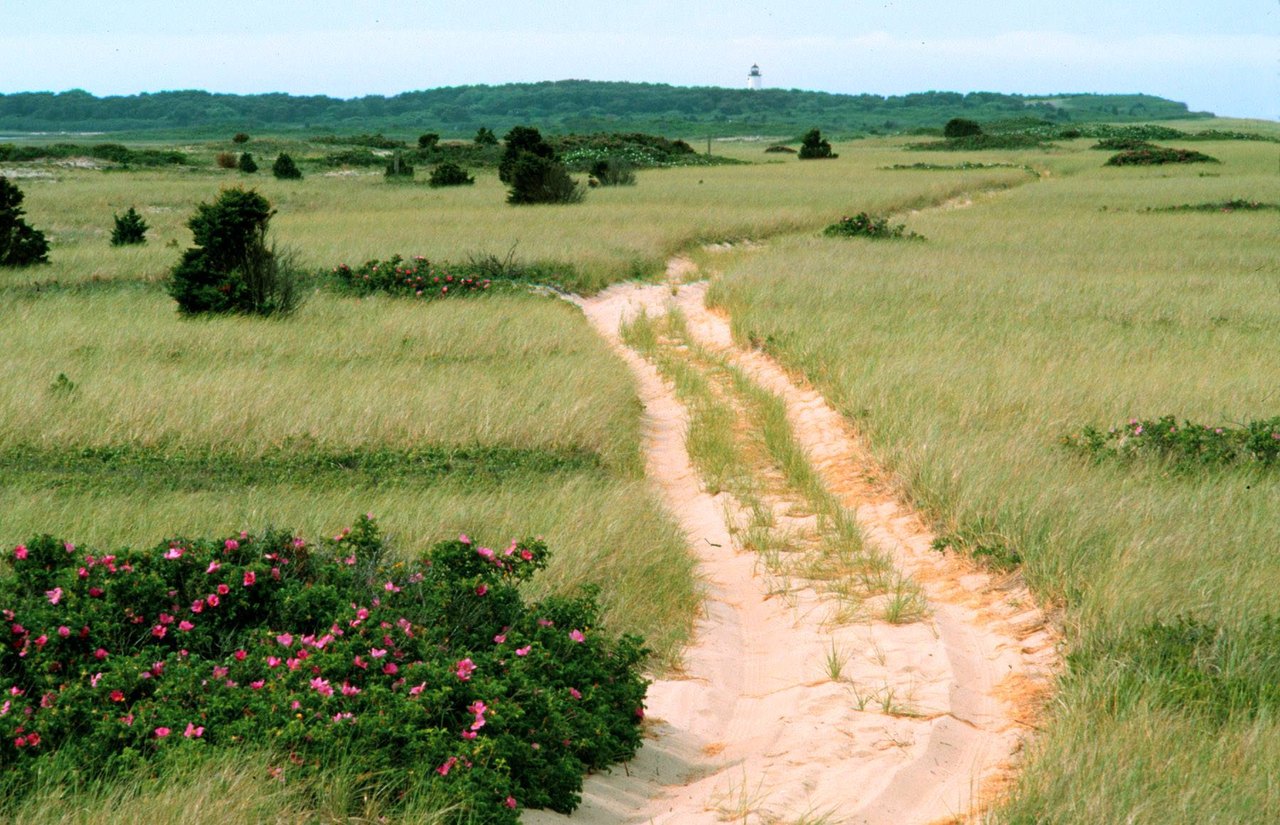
[525,271,1057,825]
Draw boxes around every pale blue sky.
[2,1,1276,119]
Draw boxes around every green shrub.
[237,152,258,174]
[589,157,636,186]
[500,127,581,205]
[1148,199,1280,213]
[474,127,498,146]
[232,133,250,144]
[331,255,492,298]
[1105,147,1220,166]
[907,133,1051,151]
[166,187,301,316]
[0,515,649,821]
[0,176,50,267]
[428,162,475,188]
[823,212,920,240]
[797,128,837,160]
[943,117,982,138]
[109,206,148,246]
[215,152,237,169]
[1062,415,1280,467]
[499,127,556,185]
[764,144,796,154]
[418,133,440,150]
[271,153,302,180]
[1091,137,1155,151]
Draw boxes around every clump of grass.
[1105,147,1219,166]
[1147,198,1280,213]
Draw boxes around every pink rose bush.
[1,514,647,822]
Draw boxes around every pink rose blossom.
[154,726,171,738]
[13,545,27,561]
[454,658,476,681]
[184,722,204,738]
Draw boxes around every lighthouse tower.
[747,63,763,90]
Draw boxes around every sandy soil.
[527,273,1057,824]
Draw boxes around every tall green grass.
[710,138,1280,820]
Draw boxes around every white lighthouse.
[747,63,762,90]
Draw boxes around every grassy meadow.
[709,134,1280,821]
[3,122,1278,821]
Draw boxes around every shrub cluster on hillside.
[1104,147,1220,166]
[0,143,187,167]
[797,128,837,160]
[500,127,581,205]
[109,206,148,246]
[0,515,649,822]
[331,255,493,299]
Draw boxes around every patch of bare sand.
[528,277,1056,824]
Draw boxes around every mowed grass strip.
[709,138,1280,821]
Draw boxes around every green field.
[3,120,1279,821]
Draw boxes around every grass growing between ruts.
[709,137,1280,821]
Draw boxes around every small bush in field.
[797,128,837,160]
[384,152,414,179]
[418,133,440,150]
[167,187,301,316]
[589,157,636,186]
[271,153,302,180]
[109,206,148,246]
[215,152,238,169]
[474,127,498,146]
[823,212,921,240]
[1062,415,1280,468]
[331,254,491,298]
[237,152,258,174]
[0,515,648,822]
[1092,137,1154,151]
[428,162,475,187]
[1105,147,1219,166]
[232,133,250,144]
[0,176,50,267]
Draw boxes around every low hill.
[0,82,1210,138]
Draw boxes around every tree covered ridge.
[0,82,1208,137]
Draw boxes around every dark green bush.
[943,117,982,138]
[589,157,636,186]
[331,255,492,298]
[1062,415,1280,467]
[500,127,581,205]
[271,153,302,180]
[1105,147,1220,166]
[0,176,50,267]
[797,128,837,160]
[232,132,250,144]
[1091,137,1155,151]
[428,162,475,188]
[166,187,301,316]
[499,126,556,185]
[907,133,1051,151]
[109,206,148,246]
[764,145,796,154]
[418,133,440,150]
[474,127,498,146]
[0,515,649,821]
[237,152,258,173]
[823,212,920,240]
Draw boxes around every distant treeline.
[0,81,1208,137]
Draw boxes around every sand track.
[526,274,1056,825]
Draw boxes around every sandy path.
[526,275,1056,824]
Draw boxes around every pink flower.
[267,656,282,668]
[370,648,387,659]
[458,534,471,544]
[234,649,247,661]
[110,690,125,702]
[493,633,506,644]
[249,680,265,690]
[120,713,134,726]
[341,682,361,697]
[33,634,47,647]
[184,722,204,738]
[164,547,183,560]
[243,571,256,587]
[384,581,400,593]
[224,539,239,551]
[46,587,63,605]
[537,618,553,627]
[454,658,476,681]
[216,583,230,596]
[515,646,531,657]
[151,625,167,639]
[436,756,458,776]
[205,561,221,574]
[505,797,517,809]
[13,545,27,561]
[158,613,174,625]
[57,626,70,638]
[568,687,582,700]
[94,648,108,660]
[408,682,426,696]
[154,726,171,738]
[461,730,477,739]
[178,620,194,632]
[475,584,488,596]
[205,594,219,608]
[310,677,333,697]
[382,662,398,675]
[569,629,585,643]
[276,633,294,647]
[191,600,204,614]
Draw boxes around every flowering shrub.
[1062,415,1280,468]
[331,255,493,300]
[1,516,648,822]
[1149,199,1279,213]
[823,212,922,240]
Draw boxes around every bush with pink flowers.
[1,515,647,822]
